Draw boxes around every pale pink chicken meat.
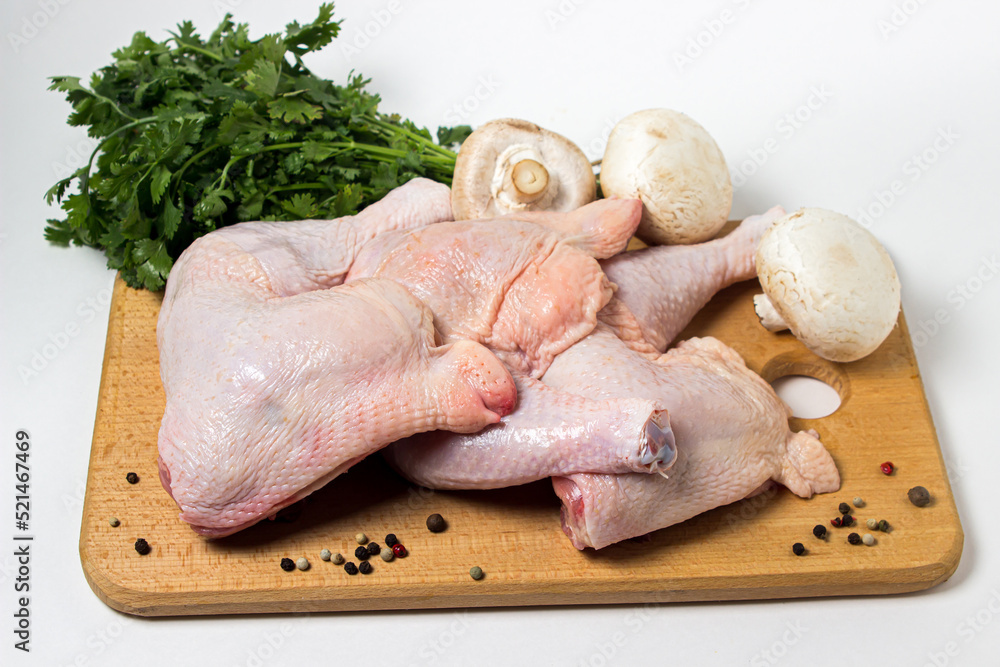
[379,206,812,499]
[346,198,642,376]
[157,179,516,537]
[598,206,786,353]
[544,327,840,549]
[383,372,676,489]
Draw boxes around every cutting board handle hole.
[770,375,841,418]
[760,352,851,419]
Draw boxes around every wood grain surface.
[80,269,963,616]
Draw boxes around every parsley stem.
[78,117,160,196]
[364,117,457,159]
[259,141,455,166]
[69,84,137,122]
[267,183,327,194]
[170,145,224,198]
[169,38,225,62]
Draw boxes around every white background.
[2,1,999,665]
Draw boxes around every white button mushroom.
[450,118,596,220]
[753,208,901,362]
[599,108,732,245]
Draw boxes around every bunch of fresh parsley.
[44,4,471,290]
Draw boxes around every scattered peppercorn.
[320,548,332,561]
[862,533,875,546]
[838,502,851,515]
[355,546,370,561]
[878,519,890,532]
[853,496,864,508]
[841,515,854,527]
[866,518,878,530]
[134,538,151,555]
[470,566,484,580]
[296,557,310,571]
[126,472,139,484]
[392,543,408,558]
[385,533,398,547]
[344,562,358,575]
[355,532,368,545]
[332,553,345,565]
[358,561,373,575]
[848,532,862,545]
[908,486,931,507]
[812,524,827,539]
[367,542,381,556]
[380,547,394,562]
[831,517,842,528]
[109,517,120,527]
[280,557,295,572]
[880,461,895,475]
[426,513,447,533]
[792,542,806,556]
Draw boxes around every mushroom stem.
[511,159,549,198]
[753,294,790,332]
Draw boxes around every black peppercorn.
[359,561,373,575]
[908,486,931,507]
[366,542,380,556]
[792,542,806,556]
[812,524,827,539]
[426,513,447,533]
[385,533,398,547]
[354,545,370,561]
[344,562,358,575]
[126,472,139,484]
[848,532,862,545]
[280,557,295,572]
[134,538,150,555]
[841,515,854,527]
[838,502,850,515]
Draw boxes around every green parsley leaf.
[267,97,323,124]
[44,3,467,290]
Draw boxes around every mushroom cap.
[599,108,732,245]
[451,118,596,220]
[756,208,901,362]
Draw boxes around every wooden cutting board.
[80,269,963,616]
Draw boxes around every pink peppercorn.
[392,543,407,558]
[880,461,895,475]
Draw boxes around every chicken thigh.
[543,327,840,549]
[157,179,515,537]
[346,199,642,376]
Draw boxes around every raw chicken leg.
[383,373,676,489]
[544,327,840,549]
[599,206,786,352]
[157,180,515,537]
[346,198,642,376]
